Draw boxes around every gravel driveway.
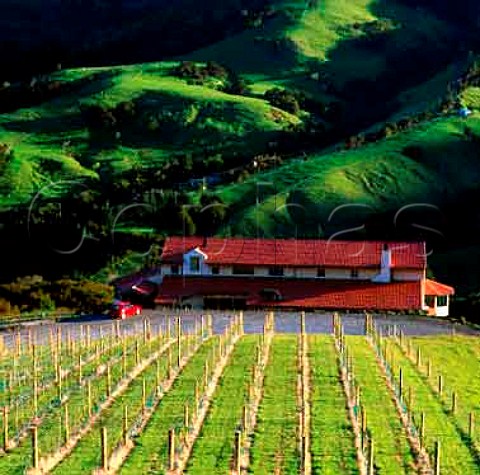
[1,310,477,350]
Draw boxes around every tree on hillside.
[0,143,13,175]
[264,88,300,115]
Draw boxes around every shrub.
[264,87,301,115]
[0,277,114,314]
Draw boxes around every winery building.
[123,236,454,316]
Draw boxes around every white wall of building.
[254,266,270,277]
[325,268,353,280]
[161,262,395,281]
[290,268,318,278]
[392,269,423,281]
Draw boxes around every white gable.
[184,247,208,260]
[183,247,208,275]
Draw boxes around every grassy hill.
[218,112,480,236]
[189,0,456,107]
[0,0,465,207]
[1,0,480,295]
[0,62,300,206]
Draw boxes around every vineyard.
[0,313,477,475]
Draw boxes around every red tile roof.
[424,279,454,296]
[112,269,157,292]
[155,276,423,310]
[160,237,426,269]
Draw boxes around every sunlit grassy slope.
[219,113,480,237]
[0,0,471,217]
[0,62,299,206]
[189,0,452,96]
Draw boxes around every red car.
[109,301,142,319]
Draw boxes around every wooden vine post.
[368,437,374,475]
[87,380,92,418]
[101,427,108,471]
[57,365,63,402]
[123,405,128,445]
[239,311,244,335]
[242,405,248,433]
[32,345,38,416]
[399,368,403,402]
[156,359,161,393]
[168,428,176,470]
[167,345,173,379]
[469,412,475,438]
[235,430,241,474]
[184,401,190,432]
[78,353,82,385]
[361,407,367,451]
[122,340,127,379]
[194,380,200,418]
[176,316,181,368]
[64,403,70,443]
[106,365,112,398]
[420,412,425,447]
[142,377,147,413]
[434,440,441,475]
[3,406,8,451]
[32,426,39,470]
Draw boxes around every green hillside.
[1,0,480,297]
[190,0,455,106]
[0,0,464,208]
[0,62,299,206]
[218,112,480,236]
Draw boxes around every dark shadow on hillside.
[278,0,466,136]
[84,90,288,160]
[0,70,117,114]
[3,114,85,135]
[188,10,302,77]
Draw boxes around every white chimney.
[372,243,391,283]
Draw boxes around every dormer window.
[171,265,179,275]
[317,267,325,278]
[190,256,201,273]
[351,268,359,279]
[211,265,220,275]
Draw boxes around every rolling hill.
[1,0,480,295]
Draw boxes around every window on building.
[260,288,282,302]
[171,265,179,275]
[211,265,220,275]
[424,295,435,307]
[351,268,359,279]
[317,267,326,278]
[268,267,284,277]
[437,296,448,307]
[189,256,200,273]
[232,266,255,275]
